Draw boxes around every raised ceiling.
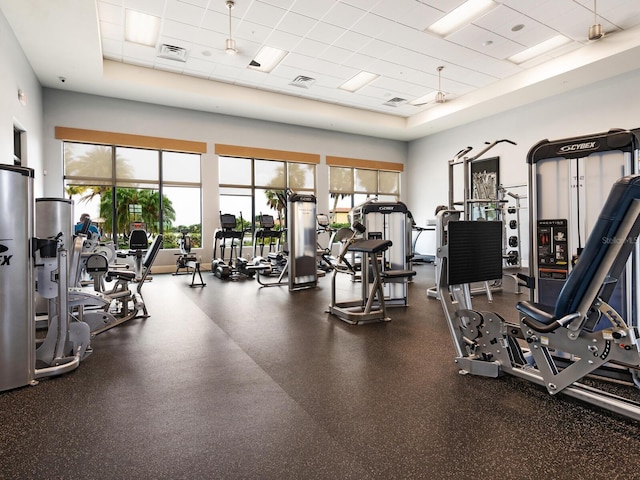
[2,0,640,140]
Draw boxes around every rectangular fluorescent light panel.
[427,0,497,37]
[125,9,161,47]
[247,46,288,73]
[507,35,572,64]
[339,71,380,93]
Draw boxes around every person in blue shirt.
[74,213,100,237]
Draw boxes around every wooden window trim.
[215,144,320,164]
[326,155,403,172]
[55,127,207,154]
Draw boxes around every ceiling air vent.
[384,97,407,107]
[157,44,189,62]
[289,75,316,89]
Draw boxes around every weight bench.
[328,238,394,325]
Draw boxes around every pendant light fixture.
[588,0,604,40]
[435,66,446,103]
[225,0,238,54]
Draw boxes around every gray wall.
[42,89,407,269]
[407,68,640,265]
[0,9,43,193]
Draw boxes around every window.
[218,156,316,235]
[63,142,202,249]
[328,166,400,226]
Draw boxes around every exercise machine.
[81,234,163,334]
[438,174,640,421]
[351,200,415,306]
[212,212,261,280]
[0,166,91,392]
[328,222,412,324]
[427,139,517,299]
[524,129,639,320]
[173,230,205,287]
[255,192,319,290]
[252,214,283,257]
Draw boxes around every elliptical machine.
[212,212,262,280]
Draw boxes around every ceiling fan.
[588,0,604,40]
[225,0,238,54]
[412,66,447,106]
[435,66,446,104]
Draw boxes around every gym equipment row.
[438,174,640,420]
[213,192,319,291]
[0,164,163,392]
[436,129,640,421]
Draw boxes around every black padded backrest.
[129,229,149,250]
[143,234,163,268]
[554,175,640,318]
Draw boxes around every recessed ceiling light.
[507,35,571,64]
[482,40,493,47]
[125,9,161,47]
[247,46,288,73]
[427,0,497,37]
[339,71,380,93]
[511,24,525,32]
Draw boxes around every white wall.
[407,68,640,266]
[0,9,43,193]
[42,89,407,270]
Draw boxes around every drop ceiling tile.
[289,0,335,19]
[342,52,376,71]
[258,0,296,9]
[333,30,371,51]
[306,21,345,45]
[357,38,395,59]
[264,30,303,51]
[178,0,210,8]
[164,0,207,27]
[98,1,123,24]
[338,0,380,12]
[192,30,227,51]
[201,10,229,35]
[371,0,420,22]
[278,12,318,36]
[123,0,165,16]
[350,12,397,38]
[162,19,201,41]
[290,38,328,57]
[446,24,523,60]
[243,1,288,29]
[235,20,272,44]
[396,2,442,30]
[101,38,123,58]
[100,21,123,41]
[322,2,367,29]
[319,45,353,64]
[122,41,156,61]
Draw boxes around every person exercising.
[74,213,100,237]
